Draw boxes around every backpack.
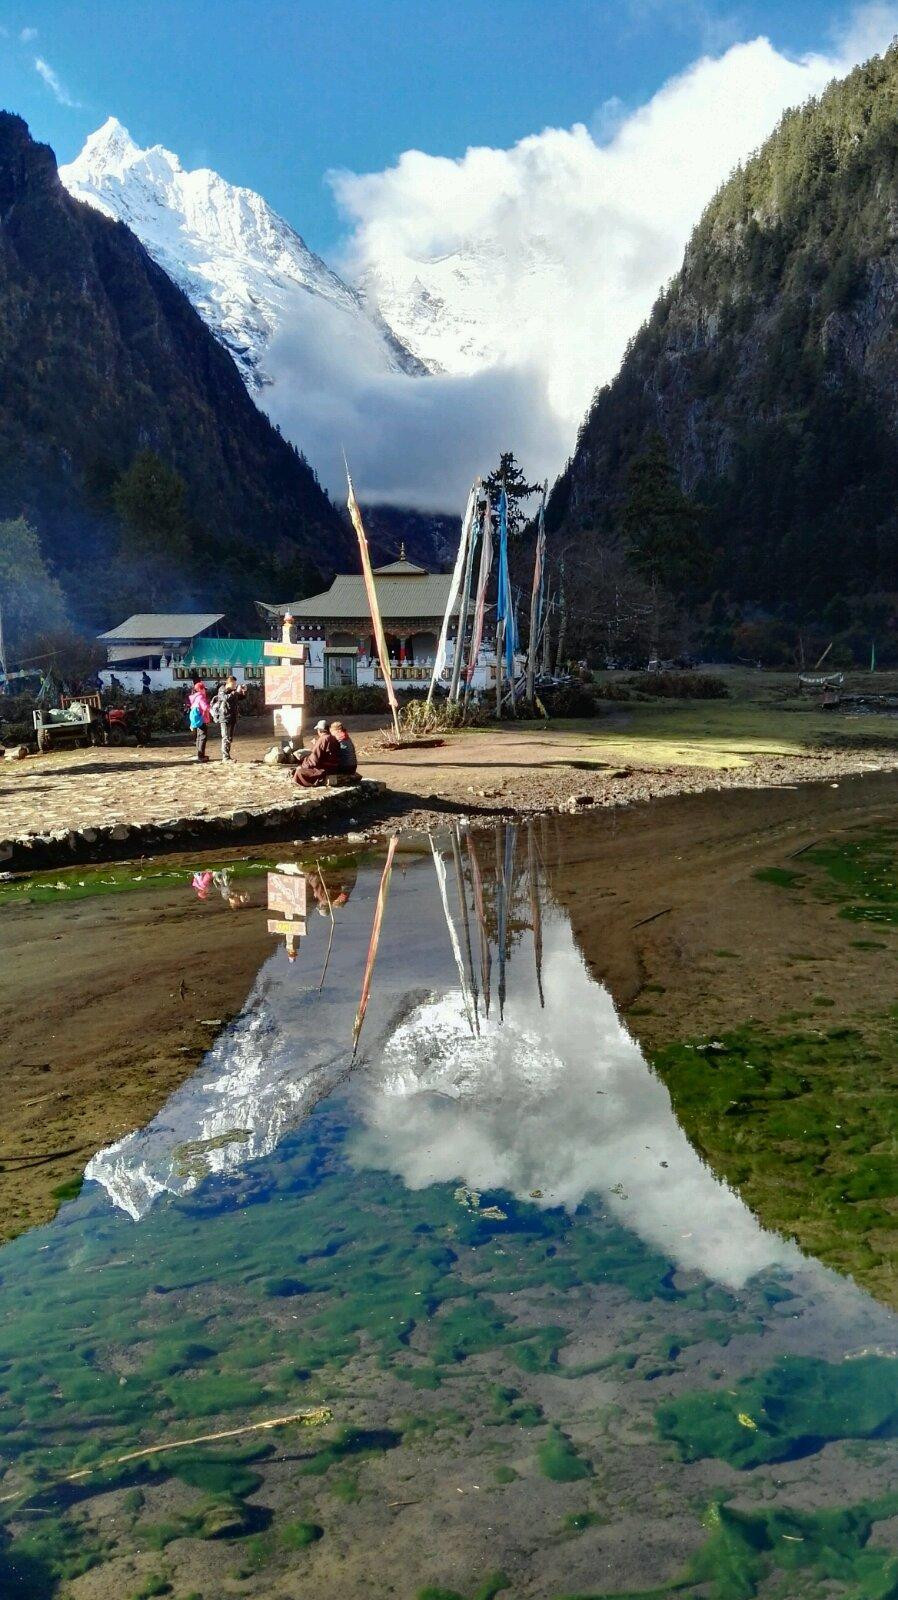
[210,692,224,724]
[188,703,204,730]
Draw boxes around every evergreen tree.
[0,517,68,662]
[486,452,540,539]
[112,450,191,562]
[621,434,704,594]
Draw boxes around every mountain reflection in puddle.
[89,824,801,1290]
[7,820,898,1600]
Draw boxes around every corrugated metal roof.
[182,638,265,669]
[97,613,225,642]
[269,575,459,621]
[373,558,428,575]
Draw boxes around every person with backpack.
[187,680,211,762]
[212,674,247,762]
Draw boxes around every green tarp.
[181,638,265,669]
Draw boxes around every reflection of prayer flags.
[431,836,475,1035]
[429,484,477,701]
[466,829,491,1015]
[353,835,398,1057]
[347,468,399,737]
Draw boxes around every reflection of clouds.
[350,931,805,1289]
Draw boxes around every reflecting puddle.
[2,822,898,1599]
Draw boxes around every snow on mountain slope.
[57,119,568,510]
[60,118,427,393]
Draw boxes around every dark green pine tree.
[112,450,191,563]
[486,452,540,539]
[621,433,704,657]
[621,434,704,594]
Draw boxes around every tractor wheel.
[107,725,126,747]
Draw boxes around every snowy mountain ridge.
[60,118,428,391]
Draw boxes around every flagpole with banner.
[428,483,477,705]
[345,460,400,740]
[495,487,515,715]
[464,493,493,711]
[526,481,547,704]
[449,481,481,704]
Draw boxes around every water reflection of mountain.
[85,828,831,1299]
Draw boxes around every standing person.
[330,720,358,775]
[187,680,211,762]
[212,674,247,762]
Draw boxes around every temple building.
[260,553,494,691]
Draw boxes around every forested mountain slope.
[548,45,898,632]
[0,113,351,631]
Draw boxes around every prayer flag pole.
[526,481,547,705]
[428,483,477,706]
[448,481,481,704]
[464,494,493,712]
[345,458,400,740]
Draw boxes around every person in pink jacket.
[187,680,211,762]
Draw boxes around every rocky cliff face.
[548,45,898,612]
[0,113,351,622]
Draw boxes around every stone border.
[0,780,386,873]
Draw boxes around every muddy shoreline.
[3,708,898,870]
[4,765,898,1260]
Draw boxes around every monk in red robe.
[293,720,341,788]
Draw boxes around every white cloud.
[20,25,37,42]
[33,55,79,107]
[325,5,898,507]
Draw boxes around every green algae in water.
[558,1493,898,1600]
[279,1519,323,1549]
[756,825,898,927]
[0,1104,775,1593]
[656,1354,898,1469]
[538,1427,592,1482]
[418,1576,509,1600]
[563,1511,604,1533]
[652,1020,898,1297]
[0,857,275,909]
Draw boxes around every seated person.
[293,719,341,788]
[330,720,358,775]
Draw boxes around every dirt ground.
[5,690,898,848]
[0,875,273,1242]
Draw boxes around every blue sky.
[0,0,881,254]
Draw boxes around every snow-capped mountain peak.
[60,120,427,390]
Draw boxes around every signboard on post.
[264,665,306,707]
[264,614,307,746]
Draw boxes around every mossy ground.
[653,1016,898,1301]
